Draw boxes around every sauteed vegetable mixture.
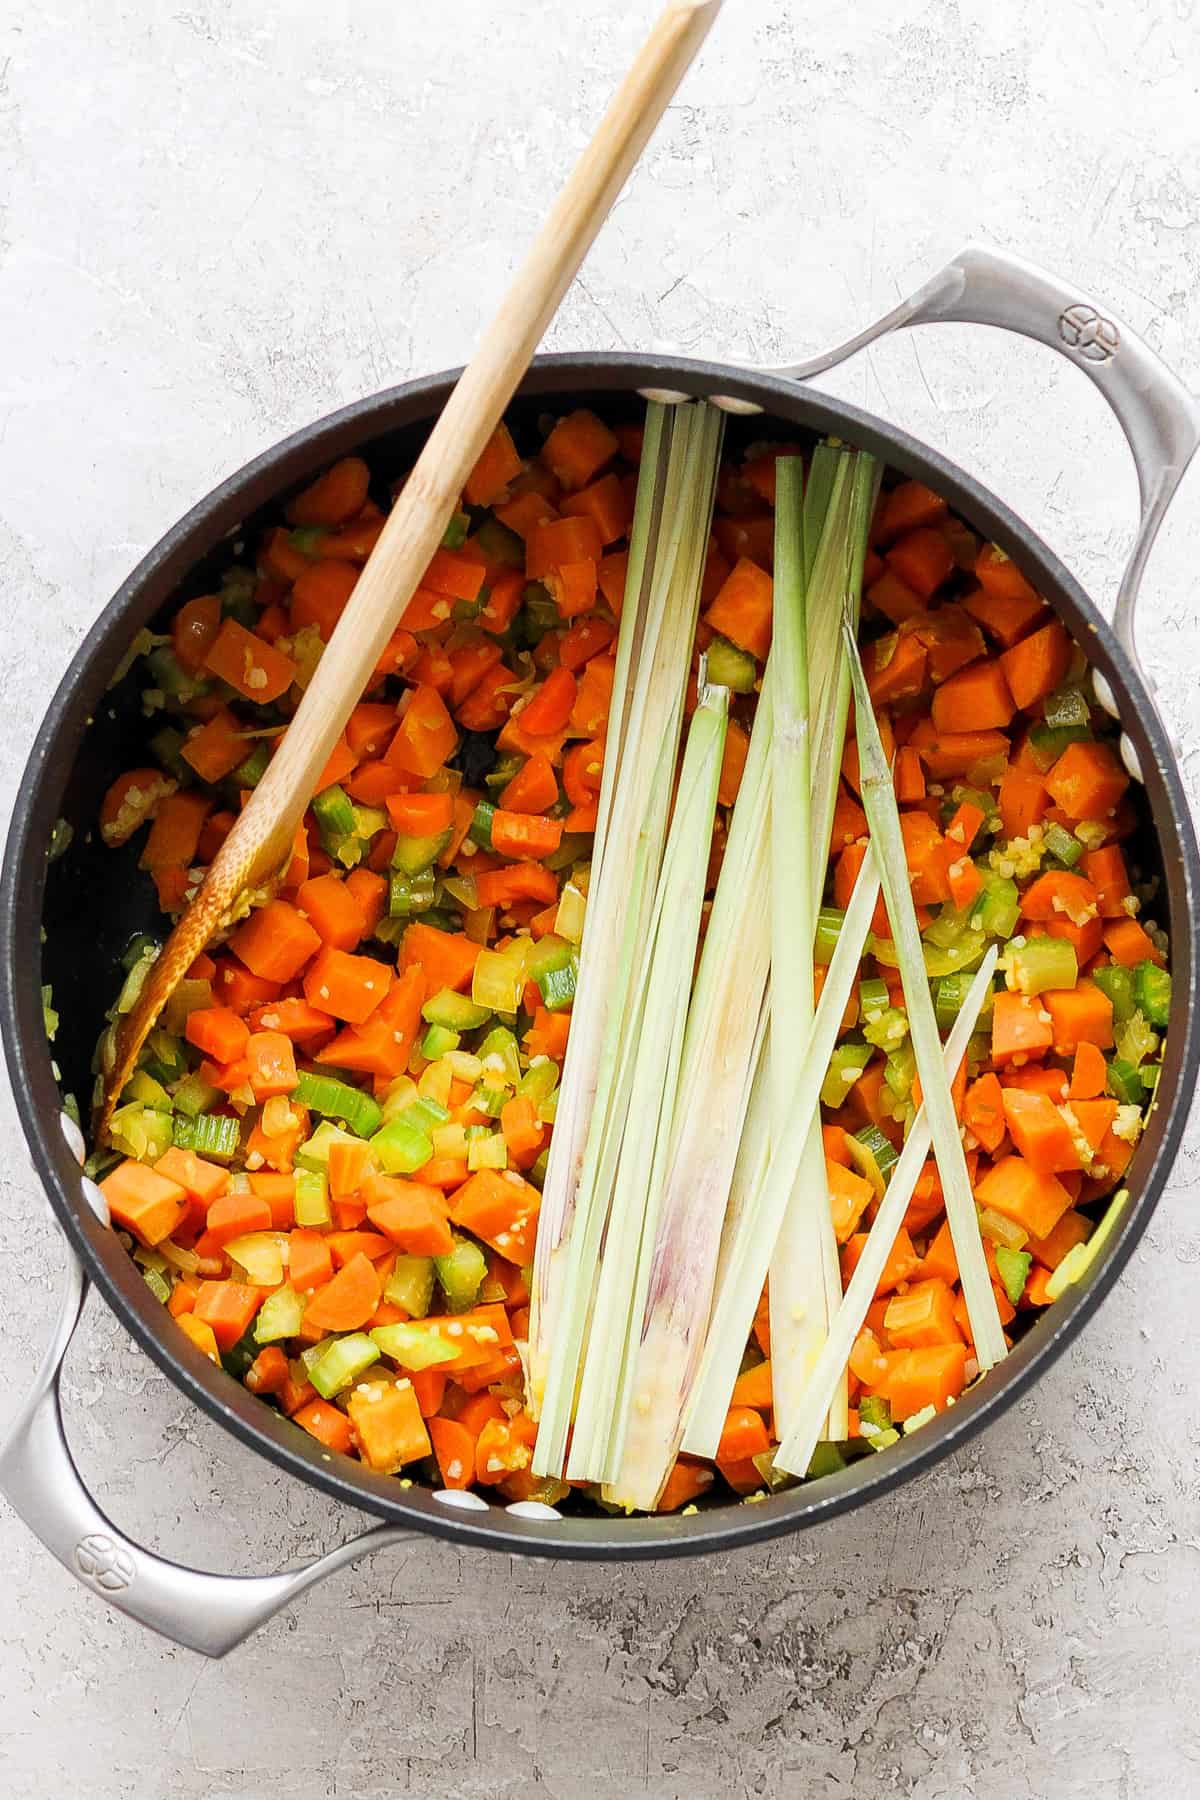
[80,399,1170,1511]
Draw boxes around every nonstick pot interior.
[5,354,1197,1559]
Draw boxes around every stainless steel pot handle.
[773,242,1200,771]
[0,1221,417,1658]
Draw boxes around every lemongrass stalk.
[842,621,1008,1370]
[603,674,775,1508]
[569,681,728,1483]
[769,451,877,1442]
[682,846,883,1458]
[766,456,828,1435]
[532,403,724,1471]
[774,947,999,1477]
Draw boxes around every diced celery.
[149,725,191,783]
[1092,963,1135,1023]
[1115,1009,1158,1069]
[142,1266,171,1305]
[994,1246,1032,1306]
[883,1042,917,1101]
[520,584,560,641]
[233,742,271,788]
[384,1255,436,1318]
[309,1332,380,1398]
[1029,723,1091,771]
[435,1238,488,1313]
[471,1083,509,1119]
[526,934,573,981]
[468,801,496,848]
[421,1024,460,1060]
[1043,685,1091,731]
[477,1026,521,1087]
[370,1118,434,1174]
[472,946,527,1014]
[555,883,587,943]
[312,784,356,839]
[467,1131,508,1172]
[537,961,577,1012]
[370,1321,459,1371]
[220,1327,260,1380]
[975,870,1020,939]
[848,1124,898,1194]
[537,1088,558,1125]
[171,1112,239,1161]
[517,1058,560,1105]
[124,1069,173,1110]
[422,987,492,1031]
[476,516,524,567]
[399,1096,451,1133]
[1041,821,1083,868]
[293,1071,382,1139]
[977,1205,1028,1250]
[1105,1058,1144,1106]
[441,509,470,550]
[293,1167,332,1227]
[814,906,845,965]
[858,977,889,1020]
[858,1394,891,1431]
[392,829,453,877]
[418,1058,454,1107]
[254,1283,305,1343]
[295,1120,360,1170]
[920,930,988,979]
[820,1041,873,1110]
[389,868,437,918]
[1008,935,1078,997]
[289,525,327,556]
[705,635,758,692]
[861,1005,908,1053]
[1133,960,1171,1027]
[171,1072,220,1119]
[934,971,991,1032]
[143,1029,187,1086]
[805,1441,847,1480]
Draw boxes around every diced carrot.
[296,872,366,951]
[655,1457,715,1513]
[704,557,773,662]
[450,1168,540,1264]
[1027,1208,1092,1271]
[303,944,391,1024]
[204,618,296,703]
[961,577,1047,648]
[1069,1041,1108,1100]
[211,960,280,1015]
[399,922,481,994]
[286,456,371,527]
[293,1398,354,1455]
[248,996,335,1046]
[916,729,1011,780]
[1082,846,1133,918]
[1043,740,1129,822]
[429,1415,477,1489]
[314,733,358,794]
[343,867,388,938]
[101,1160,189,1248]
[1019,869,1099,923]
[345,702,399,763]
[718,718,751,808]
[919,1219,959,1285]
[180,709,247,784]
[474,865,558,911]
[540,409,619,491]
[291,558,359,639]
[325,1228,392,1269]
[172,593,223,673]
[244,1030,298,1101]
[716,1405,770,1465]
[841,1225,920,1295]
[877,1344,968,1416]
[867,630,928,706]
[964,1071,1007,1153]
[567,653,615,739]
[1000,1088,1081,1175]
[1103,916,1163,968]
[246,1171,296,1229]
[873,480,948,543]
[885,527,955,598]
[192,1280,262,1352]
[185,1005,250,1064]
[899,810,952,906]
[883,1278,962,1349]
[464,421,524,506]
[975,1154,1074,1240]
[998,767,1048,839]
[176,1313,221,1361]
[930,659,1015,733]
[974,544,1043,609]
[991,990,1054,1064]
[868,568,925,625]
[229,899,322,983]
[730,1359,773,1412]
[386,684,458,779]
[301,1252,382,1333]
[205,1190,272,1248]
[1043,979,1114,1053]
[288,1229,334,1292]
[524,1006,570,1062]
[365,1177,454,1256]
[154,1148,229,1205]
[827,1161,875,1244]
[997,619,1072,710]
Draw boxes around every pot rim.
[4,350,1197,1559]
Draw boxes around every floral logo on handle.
[75,1532,136,1593]
[1058,304,1120,362]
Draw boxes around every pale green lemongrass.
[568,681,729,1484]
[842,620,1008,1371]
[531,402,724,1467]
[769,450,878,1441]
[602,674,776,1509]
[681,845,883,1458]
[774,947,999,1478]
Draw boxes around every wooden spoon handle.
[99,0,724,1138]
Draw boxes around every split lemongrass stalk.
[531,401,724,1473]
[769,449,878,1442]
[682,845,883,1458]
[774,946,1000,1477]
[568,678,729,1484]
[603,675,775,1508]
[842,620,1008,1370]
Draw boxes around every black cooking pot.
[3,247,1197,1657]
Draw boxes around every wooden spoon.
[98,0,724,1140]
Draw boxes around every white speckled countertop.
[1,4,1198,1795]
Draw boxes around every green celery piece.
[975,871,1020,939]
[421,1023,460,1060]
[813,906,846,965]
[934,971,984,1032]
[294,1168,332,1226]
[1009,935,1078,997]
[293,1071,383,1138]
[143,1266,171,1306]
[525,935,574,981]
[805,1441,847,1480]
[1042,685,1091,730]
[143,1028,187,1085]
[1114,1009,1158,1068]
[862,1005,908,1052]
[389,868,437,918]
[435,1238,488,1313]
[398,1097,451,1133]
[171,1112,239,1161]
[858,977,889,1019]
[392,829,452,877]
[920,931,988,979]
[312,784,356,840]
[441,509,470,549]
[254,1283,305,1344]
[145,645,208,704]
[370,1120,434,1175]
[520,585,561,642]
[149,725,191,783]
[232,742,271,788]
[221,1327,260,1381]
[1041,821,1083,867]
[477,1026,521,1087]
[994,1246,1032,1306]
[925,904,974,950]
[1133,960,1171,1027]
[370,1321,459,1370]
[842,620,1006,1372]
[705,635,758,691]
[422,988,492,1031]
[820,1041,874,1110]
[858,1394,891,1431]
[475,515,523,566]
[289,525,327,556]
[537,962,577,1012]
[1105,1058,1144,1106]
[517,1059,560,1105]
[124,1069,172,1110]
[883,1042,917,1100]
[1028,722,1091,771]
[384,1256,435,1318]
[1092,963,1135,1023]
[295,1119,360,1169]
[309,1332,380,1399]
[848,1125,899,1193]
[172,1072,220,1119]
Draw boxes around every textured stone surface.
[1,3,1198,1796]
